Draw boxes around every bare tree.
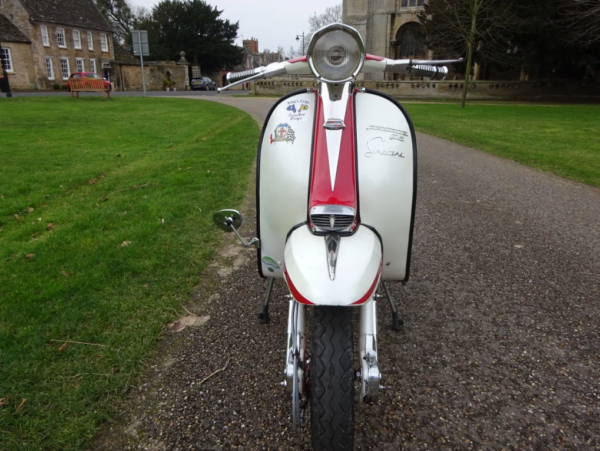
[419,0,519,108]
[558,0,600,46]
[95,0,136,41]
[309,4,343,31]
[287,45,300,60]
[294,4,342,55]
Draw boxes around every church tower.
[343,0,427,80]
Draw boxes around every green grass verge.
[404,103,600,188]
[0,97,259,450]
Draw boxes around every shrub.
[53,83,61,90]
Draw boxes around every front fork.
[359,298,381,401]
[284,300,305,395]
[283,295,381,402]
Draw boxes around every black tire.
[311,306,354,451]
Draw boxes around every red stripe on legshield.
[309,93,357,210]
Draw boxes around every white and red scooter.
[213,23,461,450]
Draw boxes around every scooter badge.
[270,123,296,145]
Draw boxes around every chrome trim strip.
[324,234,341,280]
[310,205,356,216]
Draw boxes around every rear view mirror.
[212,209,259,248]
[213,209,243,232]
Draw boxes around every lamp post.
[296,32,305,55]
[0,38,13,98]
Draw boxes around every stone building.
[343,0,431,80]
[242,38,282,68]
[0,0,114,90]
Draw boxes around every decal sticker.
[367,125,409,137]
[366,137,405,158]
[270,123,296,145]
[286,99,310,122]
[262,256,281,273]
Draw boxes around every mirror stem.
[229,223,260,249]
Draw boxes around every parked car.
[66,73,113,92]
[191,77,217,91]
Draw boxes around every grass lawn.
[403,103,600,188]
[0,97,259,450]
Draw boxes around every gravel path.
[95,97,600,450]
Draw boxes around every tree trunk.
[460,0,480,109]
[460,41,473,109]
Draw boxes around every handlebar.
[227,68,262,83]
[218,56,463,92]
[406,65,448,81]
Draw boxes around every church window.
[396,23,425,59]
[402,0,424,6]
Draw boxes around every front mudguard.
[283,225,382,306]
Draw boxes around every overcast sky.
[130,0,343,53]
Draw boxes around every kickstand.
[257,277,274,324]
[382,282,404,331]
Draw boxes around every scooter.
[213,23,461,450]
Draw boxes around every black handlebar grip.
[226,68,261,83]
[407,65,448,81]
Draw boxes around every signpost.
[132,30,149,96]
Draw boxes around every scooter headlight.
[307,24,365,83]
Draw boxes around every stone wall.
[115,63,186,91]
[1,42,36,90]
[251,78,600,101]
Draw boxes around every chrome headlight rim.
[307,23,366,84]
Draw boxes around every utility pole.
[0,38,13,98]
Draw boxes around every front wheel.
[311,306,354,450]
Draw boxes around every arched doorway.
[395,22,425,60]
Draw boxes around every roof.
[0,14,30,43]
[113,45,139,64]
[19,0,112,32]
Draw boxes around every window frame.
[401,0,424,6]
[45,56,54,80]
[73,29,82,50]
[87,31,94,51]
[100,34,109,52]
[56,27,67,48]
[76,58,85,72]
[90,58,97,74]
[41,25,50,47]
[1,48,13,72]
[60,57,70,80]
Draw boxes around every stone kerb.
[251,79,600,101]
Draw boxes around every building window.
[45,57,54,80]
[401,0,424,6]
[88,31,94,51]
[90,59,97,73]
[73,30,82,49]
[396,22,425,59]
[57,28,66,48]
[41,25,50,47]
[1,48,13,72]
[100,34,109,52]
[76,58,85,72]
[60,58,70,80]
